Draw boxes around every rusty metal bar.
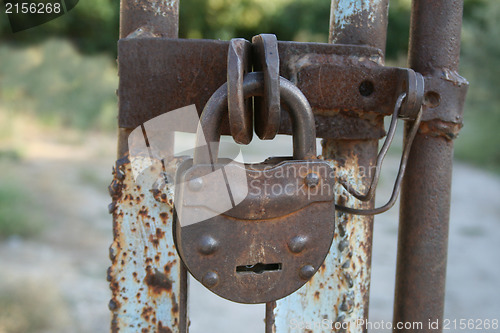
[117,0,180,158]
[393,1,466,331]
[110,1,187,332]
[268,1,388,331]
[120,0,179,38]
[330,0,389,55]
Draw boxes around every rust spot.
[164,264,171,273]
[158,321,173,333]
[141,306,154,322]
[171,292,179,314]
[149,236,159,247]
[419,120,462,140]
[156,228,165,239]
[314,291,320,300]
[149,228,165,247]
[109,299,119,310]
[111,313,119,332]
[159,212,169,222]
[139,206,149,217]
[145,267,173,295]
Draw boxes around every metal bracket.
[117,37,465,139]
[422,69,469,124]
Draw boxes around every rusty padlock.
[173,72,335,304]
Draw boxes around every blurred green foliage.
[0,0,499,170]
[455,0,500,171]
[0,166,44,238]
[0,0,492,57]
[0,0,120,56]
[0,39,118,131]
[179,0,331,42]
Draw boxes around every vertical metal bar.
[268,1,388,332]
[120,0,179,38]
[393,1,465,331]
[329,0,389,55]
[117,0,179,158]
[109,1,186,332]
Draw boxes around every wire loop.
[335,93,423,215]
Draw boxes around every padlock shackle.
[194,72,317,165]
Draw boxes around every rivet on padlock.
[173,72,336,304]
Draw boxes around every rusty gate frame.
[108,0,467,332]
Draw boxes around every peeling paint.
[132,0,177,16]
[330,0,378,30]
[329,0,389,53]
[108,156,185,332]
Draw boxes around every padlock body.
[174,159,335,304]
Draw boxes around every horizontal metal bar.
[394,0,467,331]
[118,38,457,139]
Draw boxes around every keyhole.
[236,263,282,274]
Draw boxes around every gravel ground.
[0,134,499,333]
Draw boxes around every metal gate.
[108,0,468,331]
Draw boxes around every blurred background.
[0,0,499,332]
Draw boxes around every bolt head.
[299,265,316,280]
[338,239,349,252]
[288,235,308,253]
[305,173,320,187]
[202,271,219,288]
[199,235,219,255]
[188,177,203,191]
